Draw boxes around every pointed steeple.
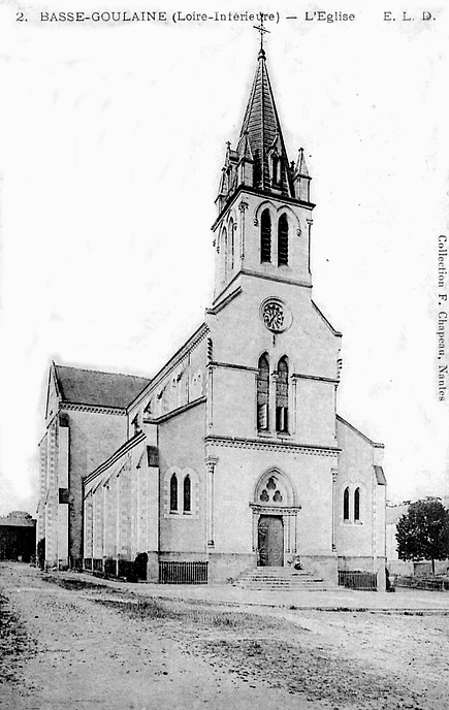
[293,147,311,202]
[295,146,310,177]
[215,44,312,213]
[237,48,294,197]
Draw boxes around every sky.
[0,0,448,515]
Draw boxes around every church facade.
[37,45,387,588]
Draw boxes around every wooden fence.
[393,575,449,592]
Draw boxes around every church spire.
[212,39,315,300]
[237,47,294,196]
[215,41,303,212]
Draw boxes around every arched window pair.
[170,473,191,514]
[257,354,289,433]
[260,210,289,266]
[343,487,361,522]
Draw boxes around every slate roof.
[238,48,295,196]
[54,364,150,410]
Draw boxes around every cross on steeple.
[253,13,270,53]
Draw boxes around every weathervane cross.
[253,13,270,51]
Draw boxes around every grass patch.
[211,613,239,628]
[92,595,295,634]
[93,597,182,620]
[41,575,122,594]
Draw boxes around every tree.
[396,499,449,574]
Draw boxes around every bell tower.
[211,43,314,305]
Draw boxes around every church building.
[37,43,387,589]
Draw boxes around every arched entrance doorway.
[251,469,301,567]
[258,515,284,566]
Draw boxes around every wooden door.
[258,515,284,567]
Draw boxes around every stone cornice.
[205,435,340,457]
[61,402,126,416]
[84,431,146,485]
[210,361,259,374]
[249,503,302,515]
[211,269,312,310]
[212,185,315,232]
[147,396,207,425]
[207,286,242,315]
[292,373,339,385]
[241,268,312,289]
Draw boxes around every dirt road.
[1,563,449,709]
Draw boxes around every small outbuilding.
[0,511,36,562]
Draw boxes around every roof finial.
[253,13,270,58]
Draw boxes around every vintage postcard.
[0,1,448,708]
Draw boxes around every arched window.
[183,475,191,513]
[170,474,178,512]
[229,220,235,271]
[354,487,360,521]
[276,356,289,433]
[260,209,271,263]
[257,354,270,431]
[222,227,228,281]
[253,150,262,187]
[272,155,281,186]
[343,487,350,521]
[278,214,289,266]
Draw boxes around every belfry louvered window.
[272,155,281,186]
[257,354,270,431]
[253,150,262,188]
[260,209,271,263]
[278,214,289,266]
[276,356,289,433]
